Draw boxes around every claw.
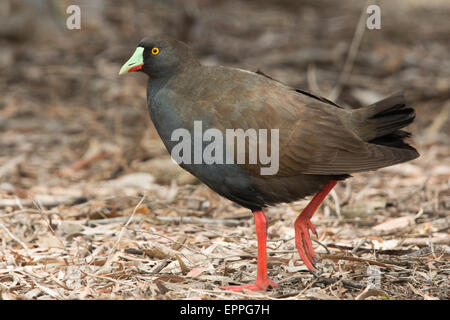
[293,180,338,272]
[307,220,318,237]
[295,216,317,271]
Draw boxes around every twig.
[329,189,341,219]
[31,199,67,250]
[15,197,24,210]
[0,222,30,255]
[328,0,369,101]
[351,239,368,255]
[32,199,56,234]
[80,270,136,288]
[113,194,146,250]
[424,101,450,136]
[313,239,331,254]
[0,196,87,208]
[294,277,319,298]
[320,253,402,269]
[132,228,207,257]
[32,281,63,300]
[307,63,326,96]
[316,276,365,290]
[149,260,170,274]
[93,196,146,275]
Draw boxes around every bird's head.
[119,38,198,78]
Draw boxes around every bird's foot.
[294,216,318,271]
[221,280,278,292]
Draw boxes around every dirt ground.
[0,0,448,300]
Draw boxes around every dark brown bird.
[119,38,419,292]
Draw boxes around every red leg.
[221,210,278,292]
[295,180,337,271]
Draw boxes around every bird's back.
[147,65,418,209]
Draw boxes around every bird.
[119,38,419,292]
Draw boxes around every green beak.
[119,47,144,75]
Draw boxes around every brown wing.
[189,67,416,177]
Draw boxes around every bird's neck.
[146,75,172,100]
[147,62,199,95]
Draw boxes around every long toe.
[295,218,318,271]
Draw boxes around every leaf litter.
[0,0,449,300]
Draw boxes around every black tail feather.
[369,130,415,150]
[370,102,416,138]
[363,93,418,156]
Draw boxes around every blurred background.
[0,0,448,299]
[1,0,449,188]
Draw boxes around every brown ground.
[0,0,448,300]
